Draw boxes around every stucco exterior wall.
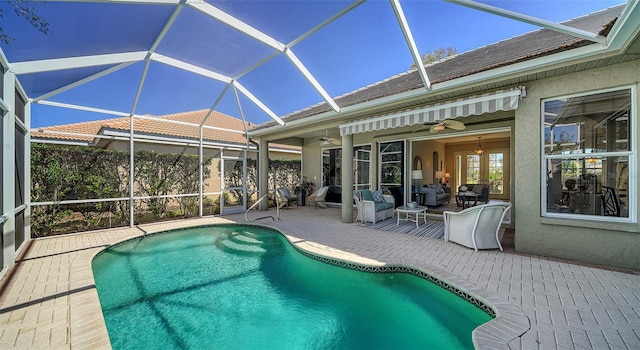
[302,140,325,186]
[515,59,640,270]
[412,139,445,185]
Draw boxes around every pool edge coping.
[74,222,530,349]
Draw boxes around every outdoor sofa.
[418,184,451,207]
[353,189,395,224]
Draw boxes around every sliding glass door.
[379,141,404,189]
[322,145,371,189]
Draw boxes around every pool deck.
[1,207,639,349]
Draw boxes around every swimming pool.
[93,224,492,349]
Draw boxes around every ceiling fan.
[426,119,466,133]
[318,130,341,146]
[373,116,514,138]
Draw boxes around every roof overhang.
[249,1,640,140]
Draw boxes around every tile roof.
[252,5,623,130]
[33,109,299,151]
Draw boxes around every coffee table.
[456,192,478,209]
[395,205,428,228]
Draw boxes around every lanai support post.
[259,138,269,211]
[341,133,354,223]
[2,69,17,269]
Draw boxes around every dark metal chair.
[600,186,620,217]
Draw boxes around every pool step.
[229,231,280,247]
[217,231,282,256]
[219,239,268,255]
[230,233,264,245]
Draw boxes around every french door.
[456,148,509,200]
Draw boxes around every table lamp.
[435,170,445,185]
[411,169,423,194]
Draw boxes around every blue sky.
[1,0,627,128]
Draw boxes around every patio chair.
[353,189,395,224]
[276,188,298,209]
[307,186,329,209]
[443,202,511,251]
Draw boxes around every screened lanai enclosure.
[1,0,634,274]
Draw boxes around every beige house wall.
[296,60,640,270]
[302,140,325,186]
[412,139,445,185]
[514,59,640,270]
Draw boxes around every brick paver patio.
[1,207,639,349]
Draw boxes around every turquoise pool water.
[92,224,492,349]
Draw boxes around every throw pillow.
[372,190,386,203]
[361,189,374,201]
[473,185,485,194]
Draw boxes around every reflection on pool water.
[93,224,492,349]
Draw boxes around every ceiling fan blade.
[319,136,341,146]
[412,125,430,133]
[445,119,466,130]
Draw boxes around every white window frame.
[540,86,636,223]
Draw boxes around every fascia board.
[102,129,247,149]
[249,43,617,138]
[432,44,616,90]
[30,138,93,147]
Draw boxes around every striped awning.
[340,87,524,136]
